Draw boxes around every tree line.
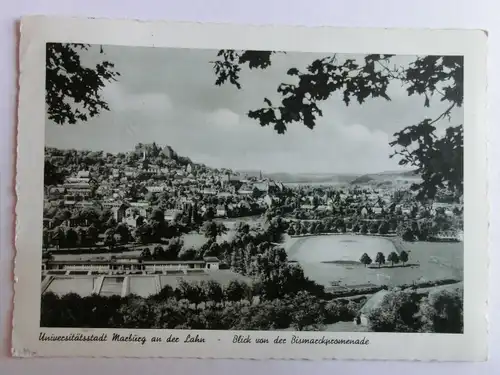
[359,250,410,268]
[41,278,463,333]
[366,287,463,333]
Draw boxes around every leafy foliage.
[399,250,409,265]
[212,51,464,201]
[368,290,422,332]
[387,251,400,267]
[359,253,372,267]
[212,50,275,89]
[202,221,228,240]
[375,252,386,267]
[46,43,120,125]
[418,288,463,333]
[251,54,392,134]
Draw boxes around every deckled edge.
[8,16,490,362]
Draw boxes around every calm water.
[285,235,463,288]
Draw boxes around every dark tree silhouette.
[46,45,463,201]
[375,252,386,268]
[402,228,415,242]
[399,250,409,266]
[360,253,372,267]
[418,288,463,333]
[44,159,65,186]
[211,52,463,201]
[46,43,120,125]
[388,251,400,267]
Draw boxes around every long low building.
[41,268,251,298]
[42,257,222,275]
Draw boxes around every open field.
[287,235,397,263]
[284,234,463,288]
[50,216,265,262]
[44,276,98,297]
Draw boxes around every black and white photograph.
[13,16,488,360]
[40,43,465,334]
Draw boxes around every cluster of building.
[43,145,287,231]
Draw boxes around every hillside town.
[43,142,463,256]
[41,142,464,333]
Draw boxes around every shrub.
[368,290,422,332]
[418,288,463,333]
[402,229,415,242]
[324,300,363,324]
[378,221,390,235]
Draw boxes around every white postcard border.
[13,16,488,361]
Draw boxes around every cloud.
[207,108,241,128]
[46,46,463,174]
[103,83,173,116]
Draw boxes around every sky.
[45,45,463,175]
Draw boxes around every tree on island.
[388,251,400,267]
[399,250,409,266]
[360,253,372,267]
[375,252,386,268]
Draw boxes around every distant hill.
[350,170,420,185]
[350,175,374,185]
[238,171,360,184]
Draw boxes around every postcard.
[12,16,488,360]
